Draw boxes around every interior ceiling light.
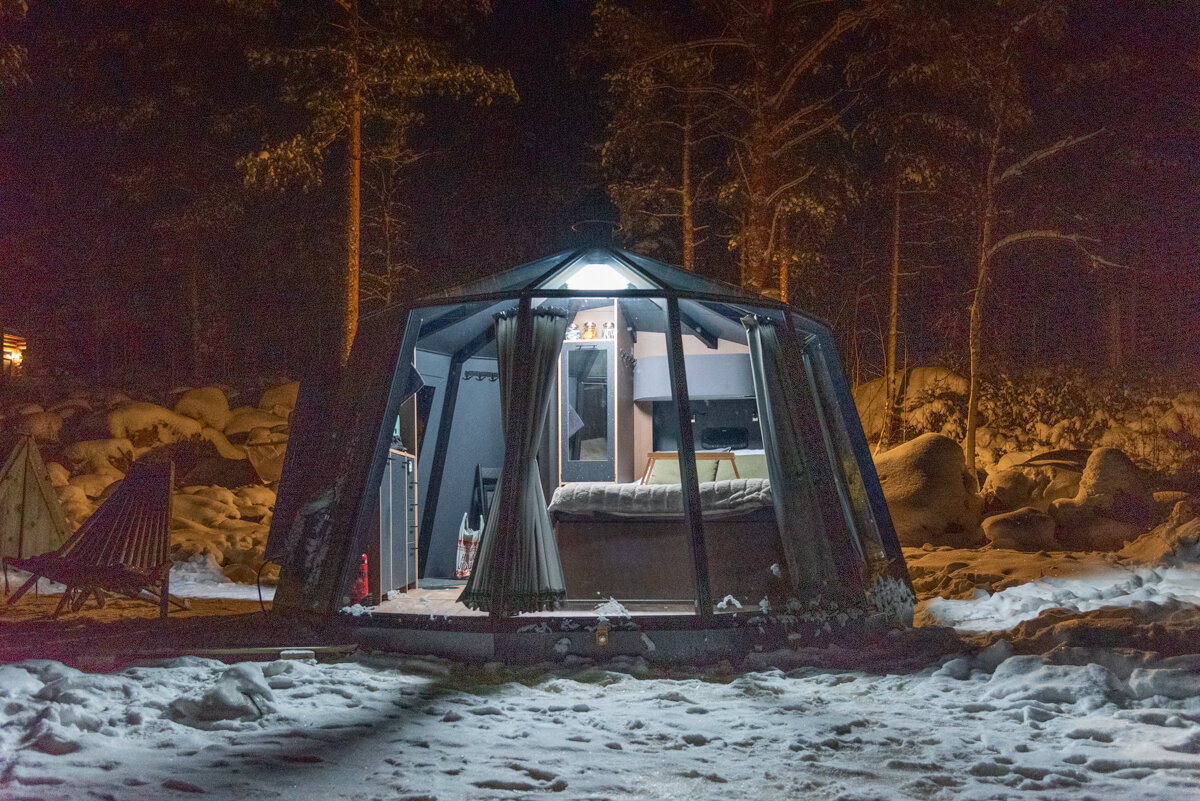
[565,262,633,291]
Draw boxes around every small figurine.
[565,323,581,341]
[602,321,616,339]
[582,321,597,340]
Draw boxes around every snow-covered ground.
[2,564,1200,800]
[2,640,1199,800]
[923,564,1200,632]
[169,555,276,602]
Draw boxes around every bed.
[548,478,787,606]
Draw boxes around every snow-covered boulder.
[1050,448,1153,551]
[1119,500,1200,567]
[1152,491,1193,522]
[982,464,1080,514]
[983,507,1056,551]
[258,380,299,417]
[56,484,97,528]
[224,406,288,439]
[173,488,242,529]
[15,410,63,442]
[174,387,232,431]
[108,402,202,448]
[68,470,123,500]
[235,484,276,509]
[63,438,134,474]
[45,462,70,487]
[874,433,984,547]
[199,426,245,460]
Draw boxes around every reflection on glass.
[567,347,608,461]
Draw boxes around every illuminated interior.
[353,247,907,620]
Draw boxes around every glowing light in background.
[564,263,633,291]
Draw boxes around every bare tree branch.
[986,228,1123,268]
[772,8,865,109]
[998,128,1105,184]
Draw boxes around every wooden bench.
[3,460,188,618]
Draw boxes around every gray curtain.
[459,306,569,614]
[743,315,844,599]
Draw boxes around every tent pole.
[666,297,713,618]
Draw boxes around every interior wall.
[633,332,749,357]
[420,354,506,579]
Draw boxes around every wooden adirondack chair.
[3,460,188,618]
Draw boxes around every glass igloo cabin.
[267,246,913,662]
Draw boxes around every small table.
[640,451,740,483]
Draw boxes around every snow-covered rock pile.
[875,433,984,548]
[2,647,1200,800]
[856,368,1200,475]
[0,380,300,585]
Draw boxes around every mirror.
[567,347,609,461]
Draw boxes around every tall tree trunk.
[965,145,999,478]
[740,100,772,293]
[343,0,362,363]
[185,260,205,385]
[1127,252,1142,364]
[680,100,695,273]
[1104,284,1123,373]
[882,183,901,451]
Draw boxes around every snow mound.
[67,468,123,500]
[108,402,202,447]
[56,484,98,527]
[63,438,133,474]
[1120,501,1200,567]
[198,425,246,459]
[983,506,1056,551]
[168,664,276,727]
[45,461,69,487]
[987,655,1125,709]
[874,433,983,547]
[258,380,299,416]
[173,489,242,528]
[1051,448,1153,550]
[224,406,287,439]
[173,387,231,431]
[983,462,1080,514]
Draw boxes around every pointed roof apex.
[425,246,770,305]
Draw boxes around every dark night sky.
[0,0,1197,382]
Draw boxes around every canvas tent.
[266,246,913,660]
[1,435,70,563]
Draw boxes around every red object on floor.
[353,553,368,602]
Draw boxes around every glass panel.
[796,319,889,570]
[681,300,794,613]
[566,347,609,461]
[538,249,658,291]
[546,295,698,615]
[410,301,510,586]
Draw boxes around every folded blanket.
[548,478,772,519]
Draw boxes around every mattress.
[549,477,772,520]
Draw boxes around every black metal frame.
[334,247,908,619]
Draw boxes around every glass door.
[560,341,615,482]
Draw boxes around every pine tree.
[236,0,515,363]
